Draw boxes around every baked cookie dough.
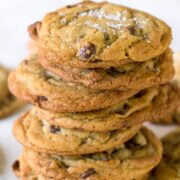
[13,111,142,155]
[155,129,180,180]
[32,1,172,68]
[14,127,162,180]
[36,82,180,131]
[40,48,174,91]
[8,56,139,113]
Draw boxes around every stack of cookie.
[8,1,180,179]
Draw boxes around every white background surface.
[0,1,179,180]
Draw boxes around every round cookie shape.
[40,49,174,91]
[36,82,180,131]
[8,56,140,113]
[155,129,180,180]
[17,127,162,180]
[13,111,142,155]
[0,65,9,101]
[34,1,172,68]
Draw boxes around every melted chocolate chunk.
[79,43,96,60]
[106,67,120,77]
[116,103,130,115]
[12,160,20,171]
[37,96,48,102]
[50,125,61,134]
[125,139,138,149]
[80,168,96,179]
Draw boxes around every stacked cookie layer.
[9,1,180,180]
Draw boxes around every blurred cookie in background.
[0,65,24,119]
[154,128,180,180]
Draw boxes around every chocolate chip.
[104,33,110,42]
[134,90,146,98]
[66,5,75,8]
[125,139,137,149]
[24,60,29,65]
[116,103,130,115]
[27,21,42,40]
[128,27,136,34]
[106,67,120,77]
[80,168,96,179]
[37,96,48,102]
[79,43,96,60]
[50,125,61,134]
[12,160,20,171]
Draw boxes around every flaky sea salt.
[107,22,123,29]
[80,9,123,21]
[84,20,103,30]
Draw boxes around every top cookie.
[32,1,172,68]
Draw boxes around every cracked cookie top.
[31,1,172,68]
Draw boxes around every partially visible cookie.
[0,65,9,101]
[36,82,180,131]
[0,65,24,119]
[13,111,142,155]
[0,93,24,118]
[40,48,174,91]
[35,1,172,68]
[17,127,162,180]
[155,129,180,180]
[8,56,139,113]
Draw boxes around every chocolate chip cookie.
[13,111,142,155]
[8,56,139,113]
[40,48,174,91]
[33,1,172,68]
[36,82,180,131]
[155,129,180,180]
[15,127,162,180]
